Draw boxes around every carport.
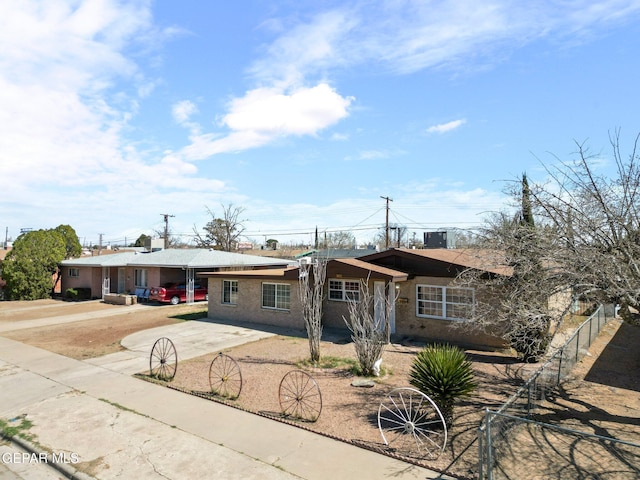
[60,248,296,304]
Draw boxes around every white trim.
[222,279,238,305]
[261,282,291,310]
[416,284,474,321]
[328,278,360,302]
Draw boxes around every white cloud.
[223,84,352,136]
[358,150,388,160]
[426,119,467,134]
[250,10,358,87]
[174,83,353,160]
[174,0,640,162]
[250,1,640,79]
[172,100,198,125]
[0,0,230,239]
[331,132,349,141]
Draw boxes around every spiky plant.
[409,344,476,427]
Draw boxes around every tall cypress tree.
[521,173,535,228]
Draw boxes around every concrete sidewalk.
[0,336,453,480]
[84,319,279,375]
[0,302,151,333]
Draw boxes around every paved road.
[0,302,453,480]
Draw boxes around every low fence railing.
[477,305,639,479]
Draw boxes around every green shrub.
[65,288,78,300]
[409,343,476,427]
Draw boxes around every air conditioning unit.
[144,238,165,252]
[423,231,456,249]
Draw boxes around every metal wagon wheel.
[278,370,322,422]
[209,353,243,399]
[149,337,178,381]
[378,387,447,459]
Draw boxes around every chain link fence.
[478,305,640,479]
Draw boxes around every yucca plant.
[409,344,476,427]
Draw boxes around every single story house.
[60,248,296,301]
[201,248,512,350]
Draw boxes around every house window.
[68,268,79,278]
[328,279,360,302]
[134,269,148,288]
[262,283,291,310]
[416,285,474,321]
[222,280,238,305]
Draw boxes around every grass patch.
[170,309,208,321]
[98,398,146,417]
[0,415,35,442]
[296,356,360,373]
[296,355,393,378]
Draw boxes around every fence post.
[478,424,484,480]
[557,347,564,384]
[486,410,493,480]
[575,328,580,363]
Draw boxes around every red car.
[149,283,208,305]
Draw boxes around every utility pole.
[98,233,104,255]
[380,196,393,249]
[161,214,175,249]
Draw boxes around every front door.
[117,268,126,293]
[186,268,195,304]
[374,281,396,338]
[101,267,110,299]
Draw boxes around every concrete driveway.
[85,318,278,374]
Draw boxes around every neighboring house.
[202,248,512,350]
[60,248,295,300]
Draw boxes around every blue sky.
[2,1,640,247]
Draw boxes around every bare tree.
[457,132,640,360]
[298,259,327,363]
[530,130,640,323]
[342,278,395,376]
[193,204,247,252]
[321,231,356,249]
[454,175,569,362]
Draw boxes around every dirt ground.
[0,299,204,359]
[1,300,638,479]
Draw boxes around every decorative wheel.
[149,337,178,381]
[378,387,447,459]
[209,353,243,399]
[278,370,322,422]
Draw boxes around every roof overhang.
[327,258,408,282]
[198,267,301,281]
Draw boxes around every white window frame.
[328,279,360,302]
[134,269,148,288]
[261,282,291,310]
[416,285,474,321]
[68,268,79,278]
[222,280,238,305]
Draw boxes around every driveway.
[86,318,278,374]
